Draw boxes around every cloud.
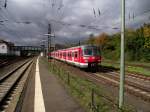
[0,0,150,45]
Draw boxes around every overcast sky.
[0,0,150,45]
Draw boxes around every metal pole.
[48,36,49,58]
[119,0,125,108]
[54,34,56,64]
[79,40,80,46]
[48,24,51,59]
[50,34,51,58]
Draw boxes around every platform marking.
[34,57,46,112]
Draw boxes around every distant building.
[0,39,14,55]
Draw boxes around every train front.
[81,45,101,70]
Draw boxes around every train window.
[83,46,100,56]
[93,48,100,56]
[72,52,74,57]
[63,52,66,57]
[70,52,72,57]
[68,52,70,58]
[75,52,78,58]
[2,46,5,49]
[84,49,92,55]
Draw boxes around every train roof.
[52,45,98,52]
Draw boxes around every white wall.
[0,43,8,54]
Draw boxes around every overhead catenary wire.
[4,0,7,8]
[113,9,150,27]
[98,8,101,16]
[93,8,102,18]
[50,19,103,31]
[0,7,36,43]
[93,8,96,18]
[49,18,120,32]
[0,0,49,45]
[1,0,150,44]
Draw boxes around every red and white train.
[49,45,101,70]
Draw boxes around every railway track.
[89,69,150,102]
[88,67,150,102]
[0,57,24,68]
[0,59,13,68]
[89,73,150,102]
[99,66,150,81]
[0,58,34,112]
[53,60,150,102]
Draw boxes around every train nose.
[88,56,97,62]
[83,56,101,63]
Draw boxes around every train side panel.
[50,45,101,69]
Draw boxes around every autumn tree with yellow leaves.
[95,32,108,50]
[86,23,150,61]
[143,24,150,48]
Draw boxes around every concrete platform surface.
[21,57,84,112]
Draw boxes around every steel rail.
[0,59,31,83]
[0,59,33,110]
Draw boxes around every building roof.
[0,39,14,46]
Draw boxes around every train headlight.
[84,59,88,62]
[91,57,95,59]
[83,57,88,59]
[83,57,89,62]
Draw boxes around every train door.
[77,48,81,63]
[78,48,83,66]
[68,50,72,61]
[74,48,80,67]
[72,51,74,62]
[70,51,72,61]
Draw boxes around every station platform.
[21,57,84,112]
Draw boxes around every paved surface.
[21,57,84,112]
[21,60,35,112]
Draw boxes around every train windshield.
[83,46,100,56]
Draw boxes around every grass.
[103,59,150,67]
[127,66,150,77]
[101,62,150,77]
[42,58,136,112]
